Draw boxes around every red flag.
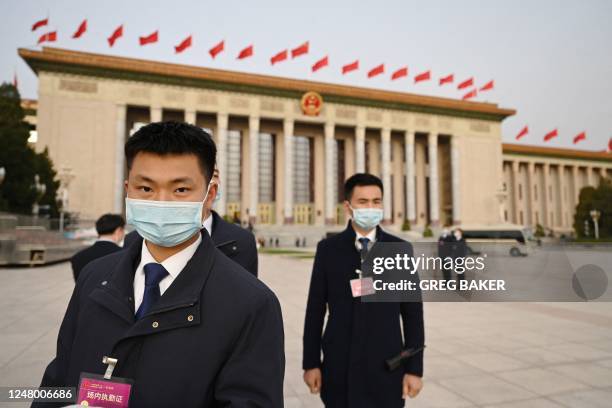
[439,74,454,85]
[458,77,474,90]
[270,49,287,65]
[237,45,253,59]
[108,25,123,47]
[462,88,477,100]
[139,30,158,46]
[367,64,385,78]
[573,131,586,144]
[312,56,329,72]
[291,41,309,58]
[391,66,408,80]
[31,18,48,31]
[72,19,87,39]
[209,40,224,59]
[37,31,57,44]
[174,35,192,53]
[543,129,558,142]
[414,70,430,83]
[608,138,612,153]
[515,126,528,140]
[480,80,494,92]
[342,60,359,74]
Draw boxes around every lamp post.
[32,174,47,218]
[57,167,75,234]
[590,209,601,240]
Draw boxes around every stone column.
[283,118,294,223]
[381,127,392,223]
[150,106,162,122]
[450,135,461,224]
[586,166,594,186]
[404,131,416,224]
[559,166,567,228]
[324,122,336,224]
[571,165,579,205]
[428,132,440,226]
[184,110,196,125]
[248,115,259,224]
[542,163,550,228]
[355,125,366,173]
[527,162,536,226]
[215,113,228,216]
[114,104,127,213]
[511,161,519,223]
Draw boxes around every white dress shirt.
[202,214,213,237]
[133,233,202,313]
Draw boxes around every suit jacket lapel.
[89,236,142,324]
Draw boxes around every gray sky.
[3,0,611,151]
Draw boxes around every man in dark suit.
[34,122,284,407]
[438,225,455,280]
[123,171,258,277]
[303,173,424,408]
[71,214,125,281]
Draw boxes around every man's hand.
[303,368,322,394]
[402,374,423,398]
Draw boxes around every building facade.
[502,144,611,234]
[19,47,611,233]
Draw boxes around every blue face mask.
[349,205,384,231]
[126,183,212,247]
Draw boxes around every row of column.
[115,104,461,226]
[510,160,608,228]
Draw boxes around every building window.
[519,211,524,225]
[258,133,275,203]
[226,130,242,204]
[549,185,552,201]
[518,184,522,200]
[504,210,508,222]
[534,185,538,201]
[293,135,312,204]
[535,211,539,224]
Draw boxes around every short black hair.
[125,121,216,181]
[95,213,125,235]
[344,173,384,200]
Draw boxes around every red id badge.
[77,372,133,407]
[350,277,375,297]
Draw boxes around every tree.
[0,82,60,216]
[573,178,612,239]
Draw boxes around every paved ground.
[1,253,612,407]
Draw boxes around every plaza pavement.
[1,253,611,407]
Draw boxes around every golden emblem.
[300,91,323,116]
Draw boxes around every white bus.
[456,224,537,257]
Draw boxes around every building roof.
[18,46,515,122]
[503,143,612,163]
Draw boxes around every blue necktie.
[135,263,169,320]
[358,237,370,262]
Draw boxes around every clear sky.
[3,0,611,151]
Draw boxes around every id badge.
[350,277,375,297]
[77,372,133,407]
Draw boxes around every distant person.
[303,173,424,408]
[70,213,125,281]
[437,226,455,280]
[123,169,259,276]
[452,228,468,281]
